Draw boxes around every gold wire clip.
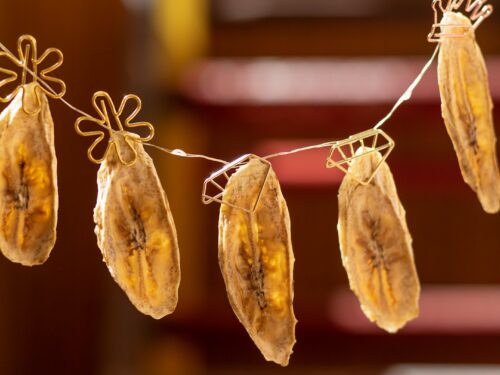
[75,91,155,166]
[428,0,493,42]
[202,154,271,213]
[326,128,395,185]
[0,34,66,114]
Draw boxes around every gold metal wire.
[202,154,271,213]
[0,33,436,205]
[144,143,228,165]
[0,35,228,167]
[0,35,66,114]
[428,0,493,42]
[75,91,155,166]
[261,47,438,188]
[326,129,395,185]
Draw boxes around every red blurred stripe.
[181,57,500,105]
[329,286,500,335]
[253,139,464,191]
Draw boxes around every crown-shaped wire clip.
[0,34,66,114]
[326,128,395,185]
[428,0,493,42]
[75,91,155,166]
[202,154,271,213]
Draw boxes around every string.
[0,39,228,165]
[263,45,440,160]
[0,38,438,166]
[373,45,440,129]
[144,143,228,165]
[263,141,337,160]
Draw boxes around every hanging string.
[0,39,229,165]
[373,45,440,129]
[0,38,438,165]
[144,143,228,165]
[263,45,440,160]
[263,141,337,160]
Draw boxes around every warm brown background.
[0,0,499,374]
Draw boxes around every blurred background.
[0,0,499,374]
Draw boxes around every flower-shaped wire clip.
[326,128,395,185]
[202,154,271,213]
[428,0,493,42]
[0,34,66,114]
[74,91,155,166]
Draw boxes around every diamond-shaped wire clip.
[202,154,271,213]
[326,128,395,185]
[427,0,493,42]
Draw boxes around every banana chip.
[94,132,180,319]
[218,156,296,366]
[338,148,420,333]
[438,11,500,213]
[0,83,58,266]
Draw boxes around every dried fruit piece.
[438,11,500,213]
[0,83,58,266]
[337,148,420,333]
[94,131,180,319]
[218,157,296,366]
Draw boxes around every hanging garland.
[0,0,497,367]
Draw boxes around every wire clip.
[428,0,493,42]
[0,34,65,114]
[326,128,395,185]
[202,154,271,213]
[75,91,154,166]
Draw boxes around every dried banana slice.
[337,148,420,333]
[94,131,180,319]
[438,11,500,213]
[0,83,58,266]
[218,156,296,366]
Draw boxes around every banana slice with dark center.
[218,156,296,366]
[0,83,58,266]
[438,11,500,213]
[94,132,180,319]
[338,148,420,333]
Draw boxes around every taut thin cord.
[263,141,337,160]
[0,39,438,166]
[0,39,228,165]
[373,45,440,129]
[263,46,440,160]
[144,143,228,165]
